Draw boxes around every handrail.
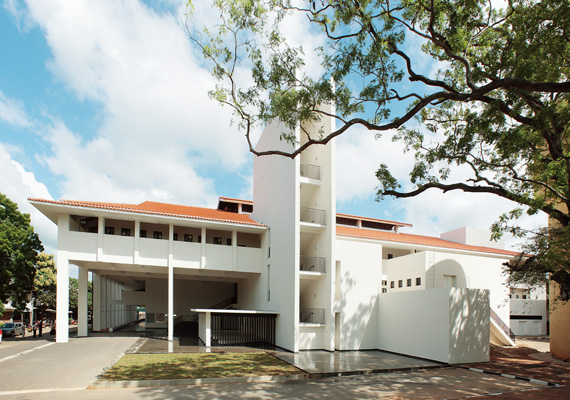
[490,308,516,339]
[300,163,321,180]
[300,207,326,225]
[299,308,325,324]
[300,255,326,273]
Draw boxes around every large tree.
[188,0,570,293]
[0,193,43,315]
[33,253,57,336]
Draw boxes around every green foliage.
[69,277,92,318]
[190,0,570,290]
[0,193,43,315]
[33,253,57,323]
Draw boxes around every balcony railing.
[300,255,326,273]
[300,163,321,180]
[299,308,325,324]
[300,207,326,225]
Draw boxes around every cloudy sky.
[0,0,546,259]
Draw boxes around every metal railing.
[300,163,321,180]
[490,308,516,339]
[299,308,325,324]
[211,313,276,349]
[300,207,326,225]
[300,255,326,273]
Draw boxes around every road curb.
[459,366,563,387]
[88,373,310,389]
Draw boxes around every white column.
[205,311,211,347]
[56,213,70,343]
[97,217,104,261]
[134,220,140,264]
[232,230,237,271]
[78,265,88,337]
[92,272,101,331]
[168,224,174,342]
[56,251,70,343]
[106,278,111,330]
[200,227,207,268]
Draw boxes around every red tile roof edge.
[336,226,519,257]
[28,198,266,227]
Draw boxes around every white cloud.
[0,143,57,252]
[0,90,32,127]
[17,0,253,205]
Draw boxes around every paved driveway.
[0,335,140,392]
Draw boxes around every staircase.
[490,308,516,346]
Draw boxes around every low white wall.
[510,299,547,336]
[377,288,489,364]
[299,325,325,350]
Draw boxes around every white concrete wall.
[335,237,383,350]
[440,227,505,250]
[377,288,490,364]
[385,252,427,292]
[510,299,547,336]
[249,119,300,352]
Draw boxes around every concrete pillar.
[168,223,174,342]
[200,227,207,268]
[205,311,211,347]
[97,217,104,261]
[92,272,101,331]
[56,213,70,343]
[78,265,88,337]
[134,220,140,264]
[106,278,111,329]
[232,230,237,271]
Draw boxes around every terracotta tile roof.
[336,212,412,228]
[336,225,519,257]
[28,198,265,227]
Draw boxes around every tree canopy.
[189,0,570,292]
[0,193,43,315]
[33,252,57,335]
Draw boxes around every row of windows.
[390,277,422,289]
[104,227,234,245]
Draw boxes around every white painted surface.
[510,299,547,336]
[440,227,505,250]
[377,288,490,364]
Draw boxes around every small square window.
[153,231,163,239]
[416,277,421,286]
[387,254,394,260]
[522,295,527,299]
[214,237,222,245]
[390,281,395,288]
[140,229,146,238]
[173,233,178,241]
[184,234,192,242]
[382,280,387,286]
[398,280,403,288]
[226,238,232,246]
[382,288,387,293]
[121,228,131,236]
[105,226,114,235]
[407,279,412,287]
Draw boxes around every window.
[398,280,403,288]
[387,254,394,260]
[382,280,387,286]
[173,233,178,241]
[382,288,387,293]
[416,277,421,286]
[390,281,395,288]
[153,231,162,239]
[140,229,146,238]
[198,235,202,243]
[121,228,131,236]
[407,279,412,287]
[226,238,232,246]
[516,295,519,299]
[522,295,527,299]
[184,234,192,242]
[105,226,114,235]
[214,237,222,245]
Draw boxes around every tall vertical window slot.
[267,265,271,301]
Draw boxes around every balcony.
[299,308,325,324]
[300,163,320,180]
[300,255,326,273]
[300,207,326,225]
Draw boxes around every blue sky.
[0,0,546,259]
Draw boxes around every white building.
[30,105,523,364]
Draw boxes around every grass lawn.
[100,352,302,381]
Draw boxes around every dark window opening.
[121,228,131,236]
[387,254,394,260]
[214,237,222,245]
[227,238,232,246]
[105,226,114,235]
[184,234,192,242]
[416,277,421,286]
[140,229,146,238]
[398,280,403,288]
[407,279,412,287]
[153,231,163,239]
[390,281,394,288]
[173,233,178,241]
